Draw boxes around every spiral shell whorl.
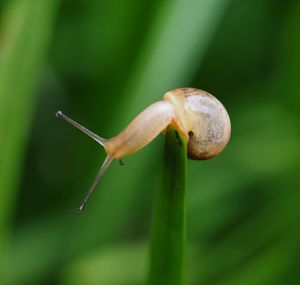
[164,88,231,160]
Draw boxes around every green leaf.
[147,126,187,285]
[0,0,58,276]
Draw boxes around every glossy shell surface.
[164,88,231,160]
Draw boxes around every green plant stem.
[148,126,187,285]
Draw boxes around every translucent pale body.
[105,88,231,160]
[105,101,175,159]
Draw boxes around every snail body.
[105,100,175,159]
[56,88,231,212]
[105,88,230,160]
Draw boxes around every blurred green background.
[0,0,299,284]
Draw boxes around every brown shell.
[164,88,231,160]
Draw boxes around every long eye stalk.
[56,111,106,146]
[77,155,113,213]
[56,111,112,212]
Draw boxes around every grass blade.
[0,0,58,275]
[148,126,187,285]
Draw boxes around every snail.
[56,88,231,212]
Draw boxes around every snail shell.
[164,88,231,159]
